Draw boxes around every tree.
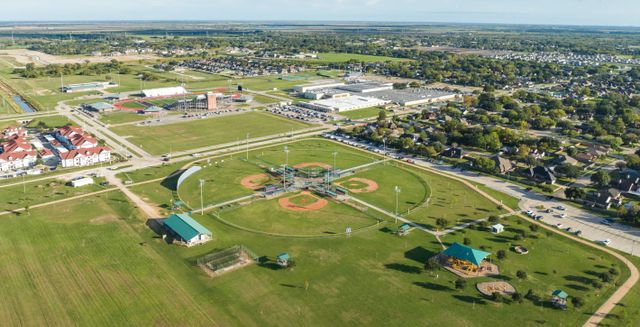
[436,218,448,230]
[591,170,611,188]
[496,250,506,260]
[474,157,496,173]
[565,187,586,200]
[378,109,387,121]
[491,292,504,302]
[516,270,527,279]
[455,279,467,290]
[600,271,612,283]
[424,256,441,271]
[463,237,472,245]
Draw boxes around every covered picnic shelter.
[440,243,492,276]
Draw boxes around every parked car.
[600,219,613,226]
[574,230,582,236]
[599,239,612,246]
[554,223,563,228]
[556,205,566,211]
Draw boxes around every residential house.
[530,166,557,184]
[585,188,622,209]
[442,147,464,159]
[492,155,514,174]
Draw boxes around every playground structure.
[436,243,500,278]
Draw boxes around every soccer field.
[110,111,312,155]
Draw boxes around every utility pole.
[199,179,205,215]
[60,73,64,93]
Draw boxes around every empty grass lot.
[339,107,385,120]
[110,111,312,155]
[0,192,215,326]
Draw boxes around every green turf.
[216,194,380,236]
[339,107,386,120]
[0,192,215,326]
[337,163,430,214]
[119,101,146,109]
[25,115,71,128]
[0,178,110,213]
[178,158,267,209]
[111,112,312,155]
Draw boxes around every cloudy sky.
[1,0,638,26]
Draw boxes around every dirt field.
[0,49,159,66]
[278,191,328,212]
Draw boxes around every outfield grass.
[339,107,385,120]
[111,112,312,155]
[178,158,267,209]
[337,163,430,214]
[217,194,380,236]
[0,192,215,326]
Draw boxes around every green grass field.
[217,194,380,236]
[0,192,215,326]
[25,115,71,128]
[313,53,410,63]
[110,112,312,155]
[339,107,385,120]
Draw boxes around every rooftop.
[163,213,212,241]
[441,242,491,266]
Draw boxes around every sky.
[1,0,639,27]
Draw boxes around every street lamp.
[394,185,401,221]
[382,138,387,161]
[283,145,290,190]
[199,179,205,215]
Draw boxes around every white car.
[599,239,612,246]
[554,223,563,229]
[525,210,534,216]
[559,214,567,218]
[556,205,566,211]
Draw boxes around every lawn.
[339,107,385,120]
[99,111,149,125]
[216,194,381,236]
[127,207,629,327]
[25,115,71,128]
[0,178,111,213]
[440,215,628,326]
[0,192,215,326]
[110,111,312,155]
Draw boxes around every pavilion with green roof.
[163,213,212,247]
[440,243,492,276]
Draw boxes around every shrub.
[511,292,523,303]
[516,270,527,279]
[497,250,507,260]
[600,272,612,283]
[436,218,448,229]
[488,215,500,223]
[463,237,472,245]
[513,234,523,241]
[572,297,584,308]
[491,292,504,302]
[525,289,540,303]
[529,224,539,232]
[592,281,603,289]
[609,267,619,276]
[455,279,467,290]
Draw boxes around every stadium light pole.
[332,151,337,179]
[382,138,387,161]
[283,145,289,190]
[394,186,401,221]
[199,179,205,215]
[246,133,250,160]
